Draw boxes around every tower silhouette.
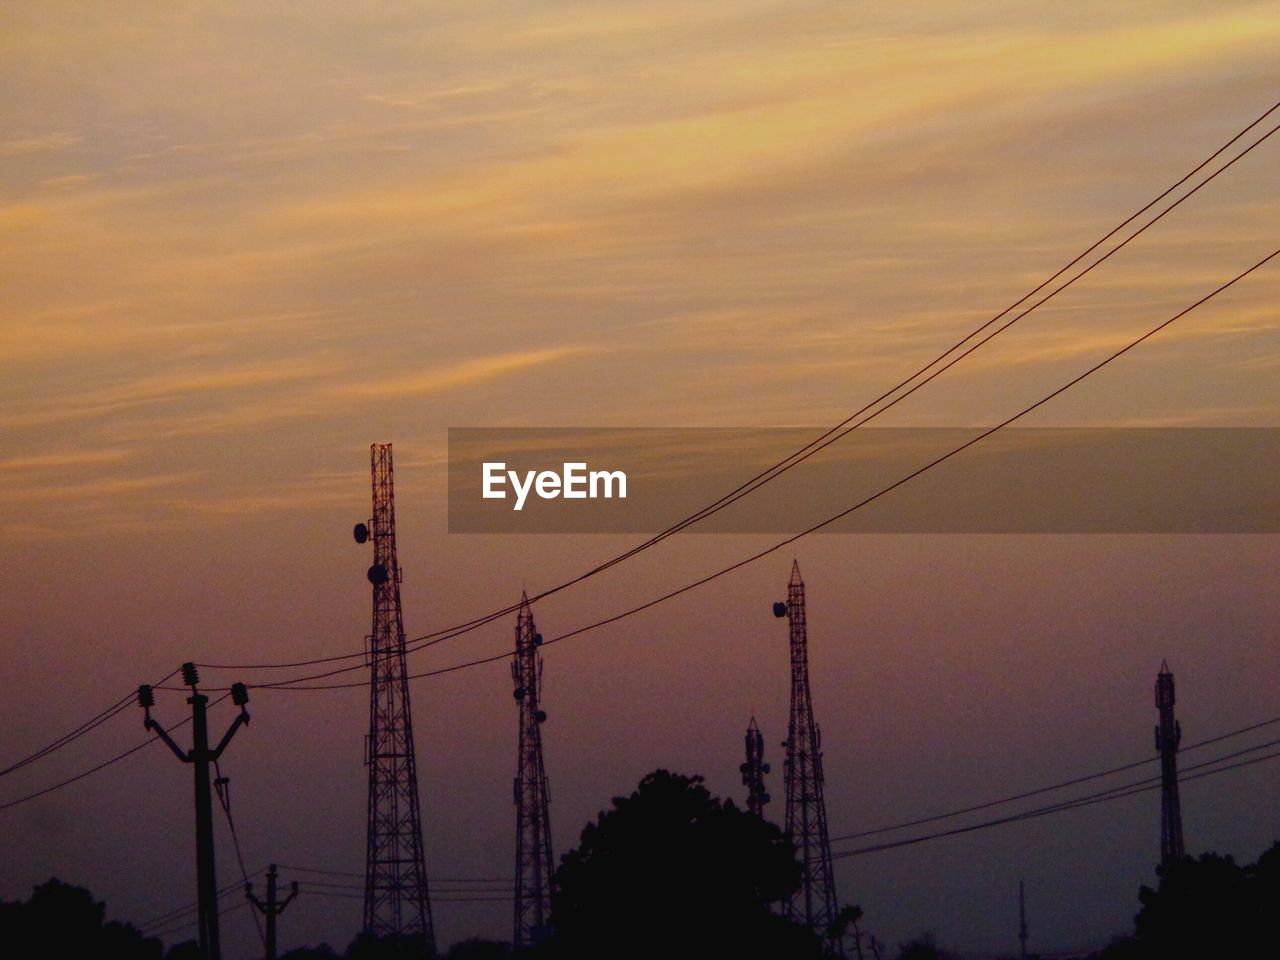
[774,560,842,955]
[1155,659,1185,866]
[741,717,770,819]
[512,593,554,948]
[356,443,435,949]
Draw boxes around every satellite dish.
[772,601,787,618]
[367,563,389,585]
[354,523,370,544]
[514,687,526,700]
[536,710,547,723]
[761,792,771,804]
[533,632,543,646]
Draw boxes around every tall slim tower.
[1155,660,1185,866]
[356,443,435,950]
[774,560,842,956]
[1018,879,1028,960]
[741,717,771,819]
[512,593,554,949]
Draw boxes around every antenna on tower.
[356,443,435,952]
[741,717,770,818]
[776,560,844,956]
[1155,660,1185,867]
[513,593,555,949]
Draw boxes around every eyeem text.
[482,462,628,511]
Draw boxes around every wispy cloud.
[0,449,131,472]
[0,132,79,158]
[338,346,602,399]
[0,472,193,504]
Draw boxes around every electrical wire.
[828,714,1280,843]
[138,870,266,933]
[214,760,267,947]
[298,884,515,904]
[194,97,1280,679]
[0,692,230,812]
[247,244,1280,693]
[830,743,1280,860]
[2,108,1275,864]
[147,894,254,942]
[0,667,181,779]
[297,877,513,895]
[278,863,514,884]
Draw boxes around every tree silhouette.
[548,769,821,960]
[280,944,341,960]
[345,930,436,960]
[896,932,947,960]
[1100,840,1280,958]
[444,938,511,959]
[164,941,203,960]
[0,878,161,960]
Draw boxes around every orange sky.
[2,2,1278,956]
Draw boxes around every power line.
[0,697,132,778]
[830,743,1280,861]
[147,895,254,943]
[249,244,1280,694]
[5,100,1275,829]
[0,667,181,779]
[214,761,266,947]
[278,863,513,884]
[0,692,230,813]
[299,885,515,904]
[193,97,1280,681]
[829,715,1280,843]
[299,885,514,901]
[4,123,1276,825]
[139,871,266,933]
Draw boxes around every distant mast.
[1155,660,1185,865]
[741,717,770,819]
[1018,879,1028,960]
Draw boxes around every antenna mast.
[513,593,555,949]
[355,443,435,950]
[775,560,843,956]
[741,717,770,819]
[1018,879,1028,960]
[1155,660,1185,866]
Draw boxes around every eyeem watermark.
[483,461,627,511]
[450,427,1280,533]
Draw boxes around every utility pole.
[512,593,554,949]
[354,442,434,951]
[1018,879,1028,960]
[1155,660,1185,866]
[138,663,250,960]
[247,864,298,960]
[774,560,843,957]
[741,717,771,819]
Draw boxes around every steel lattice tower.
[741,717,770,819]
[1155,660,1185,866]
[775,560,843,956]
[357,443,435,950]
[512,593,554,949]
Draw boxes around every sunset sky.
[2,2,1278,956]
